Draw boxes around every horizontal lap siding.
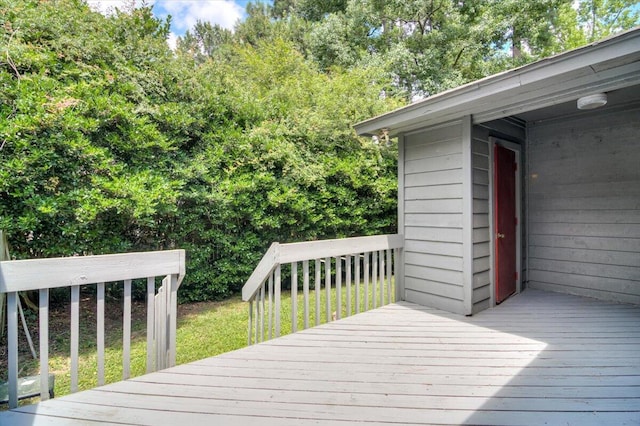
[404,122,465,314]
[527,107,640,304]
[471,134,491,313]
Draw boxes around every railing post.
[146,278,154,374]
[303,260,309,329]
[291,262,298,333]
[395,247,404,301]
[325,257,331,322]
[123,279,132,380]
[7,291,18,408]
[70,285,80,392]
[168,274,178,367]
[315,259,321,326]
[247,300,253,346]
[336,257,342,320]
[275,264,281,337]
[39,288,50,399]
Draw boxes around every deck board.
[2,289,640,425]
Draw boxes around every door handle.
[497,233,505,239]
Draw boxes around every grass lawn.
[1,279,393,409]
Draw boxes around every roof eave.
[354,27,640,137]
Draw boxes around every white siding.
[527,106,640,304]
[471,120,525,313]
[402,122,465,314]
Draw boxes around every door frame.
[488,137,522,307]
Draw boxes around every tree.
[577,0,640,42]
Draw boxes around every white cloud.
[167,31,179,50]
[86,0,144,15]
[158,1,244,33]
[86,0,245,49]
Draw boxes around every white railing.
[242,235,403,345]
[0,249,185,409]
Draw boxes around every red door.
[494,144,517,304]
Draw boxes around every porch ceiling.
[2,289,639,425]
[513,83,640,123]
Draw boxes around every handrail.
[242,234,403,345]
[0,249,186,409]
[0,250,186,293]
[242,234,403,302]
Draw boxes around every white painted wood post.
[291,262,298,333]
[97,283,106,384]
[386,250,392,303]
[336,257,342,320]
[379,250,384,306]
[39,288,50,399]
[268,274,273,340]
[303,260,309,329]
[145,278,154,374]
[259,282,265,342]
[315,259,321,326]
[168,274,178,367]
[70,285,80,393]
[275,264,281,337]
[247,300,253,345]
[364,253,369,311]
[372,251,377,309]
[345,255,351,317]
[325,257,331,322]
[394,247,403,301]
[355,256,360,314]
[123,279,132,380]
[7,291,18,408]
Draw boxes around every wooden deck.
[2,289,639,425]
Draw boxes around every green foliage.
[1,0,400,302]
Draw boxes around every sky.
[87,0,267,48]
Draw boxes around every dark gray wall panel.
[527,106,640,304]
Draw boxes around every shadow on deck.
[1,288,639,425]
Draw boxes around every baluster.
[254,294,259,344]
[394,248,401,301]
[315,259,321,326]
[70,285,80,392]
[275,264,281,337]
[168,274,178,367]
[97,282,106,383]
[145,278,154,373]
[336,257,342,320]
[268,273,273,340]
[155,284,165,370]
[248,300,253,345]
[355,255,361,314]
[303,260,309,329]
[364,252,370,311]
[386,250,392,303]
[325,257,331,322]
[372,251,378,309]
[39,289,50,399]
[123,279,132,380]
[7,292,18,408]
[259,282,265,342]
[345,255,352,317]
[379,250,385,306]
[291,262,298,333]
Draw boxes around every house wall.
[401,120,466,314]
[472,119,525,313]
[527,105,640,304]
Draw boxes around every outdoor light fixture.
[577,93,608,110]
